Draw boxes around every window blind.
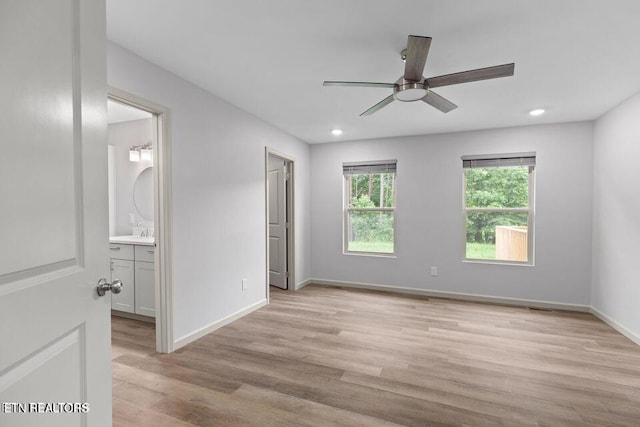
[462,152,536,169]
[343,160,397,175]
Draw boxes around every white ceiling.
[107,99,151,124]
[107,0,640,143]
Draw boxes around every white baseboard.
[295,278,313,290]
[111,310,155,324]
[173,282,638,348]
[590,307,640,346]
[173,299,267,350]
[307,278,591,312]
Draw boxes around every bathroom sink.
[109,235,155,246]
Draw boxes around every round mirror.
[133,167,154,221]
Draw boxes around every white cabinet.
[109,243,134,260]
[109,241,155,318]
[135,261,155,317]
[110,258,135,313]
[135,245,156,263]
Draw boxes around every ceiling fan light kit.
[323,35,515,117]
[393,79,428,102]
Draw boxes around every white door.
[0,1,111,426]
[268,157,287,289]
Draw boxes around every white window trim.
[343,172,397,257]
[462,164,535,266]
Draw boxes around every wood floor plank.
[113,397,196,427]
[341,370,583,426]
[112,284,640,426]
[113,364,327,427]
[232,384,403,427]
[114,353,244,394]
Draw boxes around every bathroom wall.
[107,118,154,236]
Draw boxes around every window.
[462,153,535,264]
[343,160,397,255]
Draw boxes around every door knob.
[97,278,123,296]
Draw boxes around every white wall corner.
[295,278,313,290]
[173,299,267,350]
[590,306,640,346]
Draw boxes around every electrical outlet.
[431,267,438,276]
[242,278,247,290]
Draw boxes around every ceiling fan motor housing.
[393,77,428,102]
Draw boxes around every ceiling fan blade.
[404,35,432,82]
[323,81,395,88]
[360,95,395,116]
[421,90,457,113]
[427,63,515,88]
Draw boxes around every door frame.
[265,147,295,302]
[108,87,175,353]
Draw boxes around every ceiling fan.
[323,35,515,116]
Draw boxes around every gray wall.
[592,91,640,340]
[310,122,594,306]
[108,118,154,235]
[108,42,311,342]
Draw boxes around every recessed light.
[331,129,343,136]
[529,108,545,117]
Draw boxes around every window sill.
[462,259,534,267]
[343,251,397,259]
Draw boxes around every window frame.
[343,166,397,257]
[461,157,536,266]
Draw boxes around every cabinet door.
[111,259,135,313]
[135,261,155,317]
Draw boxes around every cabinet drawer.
[135,245,155,263]
[109,243,133,260]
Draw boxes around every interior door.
[0,1,111,426]
[268,157,288,289]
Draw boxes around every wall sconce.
[129,144,152,163]
[140,146,152,162]
[129,148,140,162]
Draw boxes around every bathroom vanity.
[109,235,155,320]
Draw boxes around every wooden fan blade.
[427,63,515,88]
[360,95,395,116]
[323,81,396,88]
[421,91,457,113]
[404,35,432,82]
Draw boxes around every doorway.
[266,149,295,299]
[107,88,174,353]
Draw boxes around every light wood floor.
[112,285,640,426]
